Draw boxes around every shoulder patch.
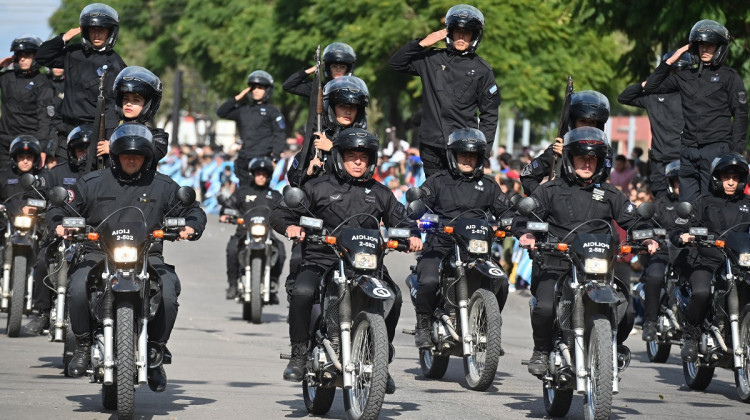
[675,217,689,225]
[276,115,286,129]
[489,84,498,95]
[739,91,747,105]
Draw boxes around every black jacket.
[47,169,207,256]
[35,35,127,138]
[271,174,418,265]
[282,69,313,98]
[0,68,54,153]
[618,83,683,161]
[216,98,286,161]
[643,62,748,152]
[520,146,558,195]
[389,40,500,155]
[220,182,281,235]
[40,160,82,193]
[0,167,47,217]
[48,73,65,136]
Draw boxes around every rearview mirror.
[49,186,69,207]
[636,202,655,220]
[176,187,196,206]
[517,197,537,217]
[407,200,427,220]
[405,187,422,203]
[676,202,693,219]
[284,187,306,209]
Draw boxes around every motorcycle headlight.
[250,224,266,236]
[468,240,488,254]
[584,258,608,274]
[113,246,138,263]
[353,253,377,270]
[739,253,750,267]
[13,216,32,229]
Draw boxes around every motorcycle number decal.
[488,267,504,277]
[373,287,392,298]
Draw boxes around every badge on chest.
[592,188,605,202]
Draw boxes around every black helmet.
[330,128,379,182]
[322,42,356,81]
[9,135,42,172]
[665,160,680,199]
[10,34,43,75]
[569,90,610,131]
[80,3,120,52]
[109,123,155,182]
[323,76,369,130]
[689,19,730,67]
[710,153,748,196]
[246,70,274,102]
[561,127,612,185]
[663,50,693,71]
[248,156,273,186]
[114,66,163,123]
[66,125,94,165]
[446,128,486,179]
[445,4,485,54]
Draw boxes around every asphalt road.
[1,216,749,419]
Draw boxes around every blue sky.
[0,1,61,57]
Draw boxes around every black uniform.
[35,35,127,162]
[270,173,417,345]
[670,193,750,327]
[389,40,500,177]
[47,73,65,143]
[216,98,286,186]
[282,69,314,98]
[0,69,54,165]
[520,146,557,195]
[644,62,749,202]
[415,170,511,314]
[220,183,285,287]
[618,84,683,198]
[47,169,206,344]
[514,178,640,350]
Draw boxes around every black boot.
[68,333,92,378]
[147,342,168,392]
[283,342,307,382]
[269,280,279,305]
[414,314,432,349]
[681,324,699,363]
[527,348,549,377]
[642,321,657,342]
[226,282,238,300]
[24,310,50,335]
[386,344,396,394]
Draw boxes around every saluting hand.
[666,45,690,65]
[419,29,448,48]
[235,87,252,102]
[0,56,13,68]
[63,27,81,43]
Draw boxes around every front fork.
[335,259,354,390]
[454,244,472,357]
[263,240,272,303]
[571,267,587,394]
[726,261,743,369]
[1,242,11,309]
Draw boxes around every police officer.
[520,90,610,194]
[282,42,356,98]
[35,3,127,164]
[389,4,500,178]
[412,128,511,348]
[48,123,206,392]
[639,160,683,342]
[0,35,54,166]
[515,127,658,376]
[0,136,45,216]
[47,67,66,143]
[618,53,691,200]
[217,70,286,187]
[220,156,285,302]
[271,128,422,393]
[670,153,750,362]
[644,20,748,203]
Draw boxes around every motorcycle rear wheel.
[646,315,671,363]
[343,311,388,420]
[544,385,573,417]
[303,378,336,415]
[584,315,613,420]
[419,348,450,379]
[115,301,136,419]
[463,289,503,391]
[7,253,27,337]
[250,257,263,324]
[683,359,714,390]
[734,305,750,402]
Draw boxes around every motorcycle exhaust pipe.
[263,264,271,303]
[103,317,114,385]
[137,318,148,384]
[54,285,66,342]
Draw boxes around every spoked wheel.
[735,305,750,402]
[303,378,336,415]
[646,315,671,363]
[544,385,574,418]
[683,359,715,390]
[584,315,613,420]
[463,289,503,391]
[250,257,263,324]
[113,301,136,420]
[7,252,28,337]
[419,348,450,379]
[343,311,389,420]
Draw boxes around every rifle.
[549,75,574,180]
[292,45,323,187]
[86,64,108,174]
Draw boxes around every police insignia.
[532,160,539,169]
[625,202,635,214]
[47,105,55,117]
[489,85,498,95]
[740,92,748,105]
[740,204,749,213]
[675,217,689,225]
[330,194,342,201]
[710,76,720,83]
[521,165,532,176]
[592,188,605,202]
[246,195,257,202]
[66,189,75,204]
[276,115,286,129]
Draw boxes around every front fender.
[111,270,143,293]
[467,258,508,296]
[11,233,34,247]
[354,275,395,300]
[584,281,624,305]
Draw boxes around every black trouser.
[68,253,181,343]
[684,264,713,327]
[234,155,251,188]
[419,144,448,179]
[32,243,54,312]
[415,244,451,315]
[648,157,669,201]
[680,142,730,203]
[641,252,669,324]
[287,262,402,346]
[225,232,285,285]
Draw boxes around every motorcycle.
[1,173,46,337]
[280,187,414,420]
[673,202,750,402]
[516,197,654,420]
[403,189,511,391]
[48,185,196,419]
[222,205,278,323]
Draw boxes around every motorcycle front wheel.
[303,378,336,415]
[734,305,750,402]
[250,257,263,324]
[112,301,136,419]
[419,348,450,379]
[7,252,28,337]
[463,289,503,391]
[343,311,389,420]
[584,315,613,420]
